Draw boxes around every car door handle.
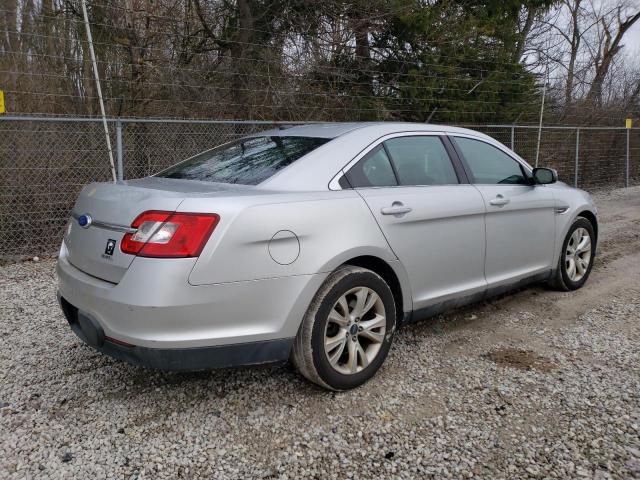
[489,195,510,206]
[381,202,412,216]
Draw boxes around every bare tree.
[564,0,583,104]
[585,3,640,105]
[531,0,640,123]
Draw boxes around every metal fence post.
[510,125,515,151]
[116,119,123,181]
[626,128,630,188]
[575,128,580,187]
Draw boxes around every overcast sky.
[626,21,640,57]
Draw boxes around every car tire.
[292,265,396,391]
[548,216,596,291]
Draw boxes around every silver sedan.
[57,123,597,390]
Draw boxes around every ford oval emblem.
[78,214,92,229]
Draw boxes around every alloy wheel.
[323,286,386,375]
[565,227,592,282]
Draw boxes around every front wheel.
[549,216,596,291]
[292,265,396,390]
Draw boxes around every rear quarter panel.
[184,191,399,285]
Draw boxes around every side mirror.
[532,167,557,185]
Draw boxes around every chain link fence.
[470,125,638,189]
[1,116,639,259]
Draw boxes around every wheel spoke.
[353,288,368,318]
[356,341,369,369]
[566,258,576,279]
[358,314,386,343]
[578,251,591,263]
[577,257,589,275]
[328,307,349,327]
[347,338,358,373]
[361,290,379,318]
[571,229,581,247]
[359,328,385,344]
[337,295,350,319]
[359,313,385,331]
[325,332,346,351]
[326,335,347,366]
[576,235,591,254]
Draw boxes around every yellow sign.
[626,118,633,129]
[0,90,4,114]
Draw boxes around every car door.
[342,133,487,310]
[451,135,556,287]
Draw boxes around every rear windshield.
[156,136,330,185]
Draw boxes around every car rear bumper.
[58,295,293,370]
[56,241,327,369]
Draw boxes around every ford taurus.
[57,123,597,390]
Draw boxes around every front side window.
[157,136,329,185]
[384,136,458,186]
[345,146,398,187]
[453,137,528,185]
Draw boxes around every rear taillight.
[121,210,219,258]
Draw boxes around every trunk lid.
[64,178,251,283]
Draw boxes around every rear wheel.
[292,265,396,390]
[549,217,596,291]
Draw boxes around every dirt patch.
[484,347,556,372]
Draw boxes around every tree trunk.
[228,0,254,119]
[565,0,582,105]
[513,6,536,63]
[586,10,640,105]
[3,0,18,52]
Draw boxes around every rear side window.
[157,136,329,185]
[385,136,458,186]
[454,137,528,185]
[345,146,398,187]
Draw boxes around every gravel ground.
[1,186,640,479]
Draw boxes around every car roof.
[252,122,489,140]
[250,122,369,138]
[258,122,523,191]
